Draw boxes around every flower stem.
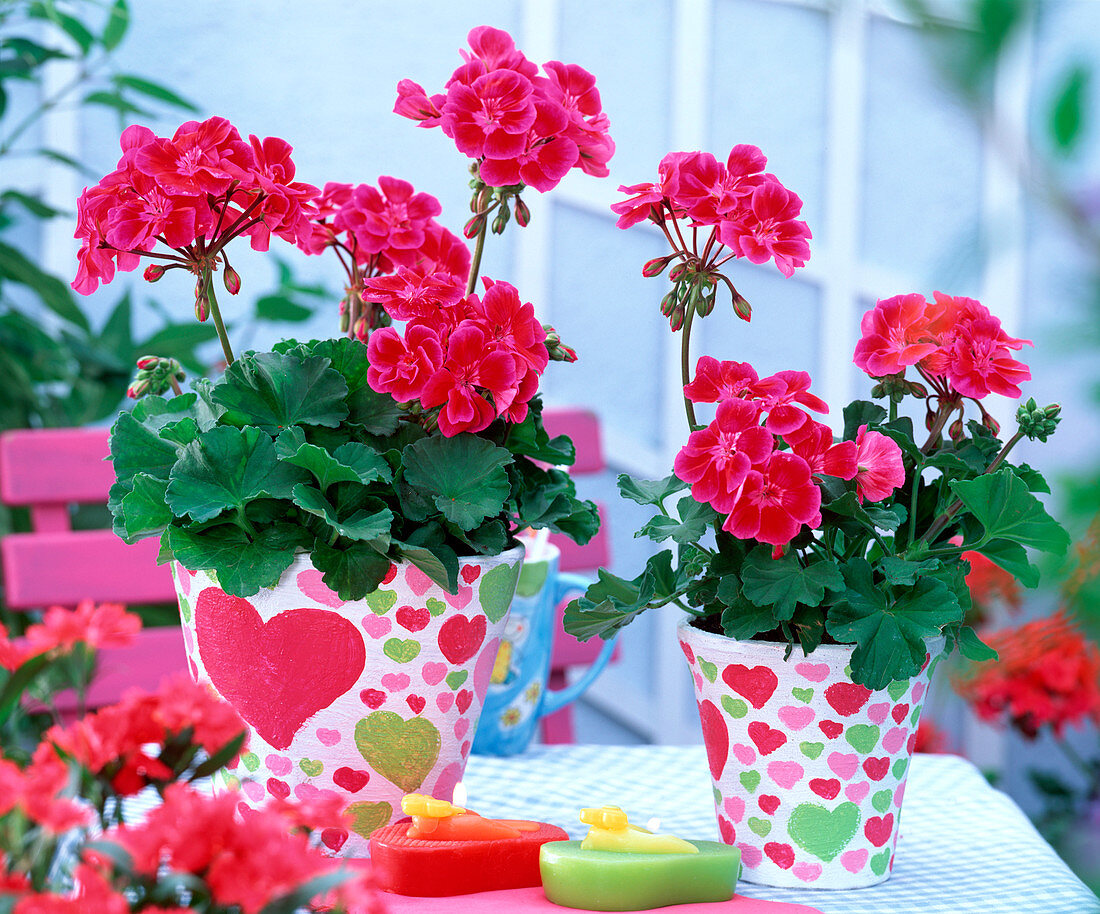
[204,269,236,366]
[681,298,698,431]
[466,216,489,297]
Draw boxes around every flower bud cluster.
[128,356,185,400]
[870,372,929,404]
[1017,398,1061,442]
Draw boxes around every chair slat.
[543,408,604,474]
[0,428,115,505]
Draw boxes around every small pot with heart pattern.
[679,619,944,889]
[173,544,523,858]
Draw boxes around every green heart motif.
[221,771,240,789]
[480,561,521,624]
[426,598,446,617]
[910,705,922,726]
[698,659,718,683]
[383,638,421,663]
[740,770,761,792]
[800,741,824,760]
[516,561,549,598]
[787,802,860,862]
[366,589,397,615]
[870,848,892,876]
[872,789,892,813]
[713,787,722,806]
[347,800,394,839]
[300,758,323,777]
[792,687,814,704]
[355,711,441,792]
[446,670,468,690]
[748,817,772,837]
[240,752,260,772]
[721,696,748,719]
[886,679,908,702]
[893,758,908,780]
[844,664,853,678]
[179,596,192,624]
[928,656,942,678]
[845,724,881,754]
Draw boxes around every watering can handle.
[539,572,618,717]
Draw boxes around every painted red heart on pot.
[758,795,780,815]
[764,842,795,870]
[864,813,894,847]
[460,564,482,584]
[747,721,787,756]
[819,720,844,739]
[679,640,695,664]
[455,690,473,714]
[360,689,386,709]
[825,682,872,717]
[396,606,430,632]
[718,817,736,845]
[863,757,890,781]
[698,700,728,780]
[321,828,348,852]
[332,767,370,792]
[892,703,910,724]
[438,615,486,664]
[809,778,840,800]
[721,664,778,709]
[406,694,426,715]
[195,589,366,751]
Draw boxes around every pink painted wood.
[0,427,184,714]
[539,408,619,744]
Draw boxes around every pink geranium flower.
[719,178,812,277]
[394,79,444,125]
[362,267,465,323]
[367,325,444,402]
[947,316,1032,399]
[853,425,905,503]
[853,293,939,378]
[420,324,518,436]
[789,420,858,481]
[674,398,774,513]
[442,69,537,161]
[723,452,822,546]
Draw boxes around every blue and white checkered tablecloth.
[461,745,1100,914]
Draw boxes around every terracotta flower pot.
[679,620,943,889]
[173,545,523,858]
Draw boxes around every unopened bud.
[223,265,241,295]
[696,285,717,318]
[143,264,165,282]
[642,254,677,278]
[463,213,486,239]
[514,196,531,227]
[948,417,965,441]
[659,289,678,317]
[491,204,510,235]
[127,379,150,399]
[473,186,493,214]
[1016,398,1061,442]
[135,355,159,370]
[194,293,209,323]
[668,302,687,332]
[981,411,1000,436]
[543,324,578,362]
[907,380,928,398]
[339,298,350,333]
[668,263,689,283]
[354,316,369,343]
[731,290,751,321]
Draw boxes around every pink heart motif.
[828,752,859,780]
[473,637,500,697]
[893,782,906,808]
[361,615,391,639]
[432,761,464,800]
[454,718,470,740]
[242,781,265,802]
[437,693,454,712]
[767,760,804,790]
[266,754,292,776]
[723,796,745,823]
[294,783,322,802]
[444,585,473,610]
[177,567,192,596]
[841,849,869,873]
[732,743,757,766]
[845,782,870,804]
[381,673,410,692]
[793,862,822,883]
[421,662,447,686]
[777,705,815,731]
[795,662,830,682]
[882,727,908,754]
[912,682,926,702]
[738,844,763,868]
[296,570,344,609]
[405,565,434,596]
[867,702,890,725]
[315,728,341,746]
[693,672,705,691]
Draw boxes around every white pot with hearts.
[679,620,944,889]
[173,545,523,859]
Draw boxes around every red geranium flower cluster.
[954,612,1100,739]
[39,673,247,796]
[0,601,141,671]
[677,356,902,543]
[854,291,1031,420]
[365,276,549,436]
[674,356,904,545]
[72,116,317,299]
[395,26,614,191]
[300,177,471,338]
[613,146,812,283]
[0,753,90,835]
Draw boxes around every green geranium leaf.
[719,579,779,640]
[563,550,676,641]
[160,417,201,447]
[403,434,512,530]
[878,416,922,460]
[310,541,392,601]
[1012,463,1051,494]
[291,485,393,545]
[827,558,960,689]
[130,393,198,429]
[274,430,391,490]
[823,491,905,533]
[740,546,844,619]
[958,625,998,662]
[167,524,299,597]
[116,473,171,542]
[879,556,941,586]
[507,462,598,543]
[950,469,1070,555]
[166,426,306,523]
[504,399,576,465]
[191,378,226,430]
[617,473,688,508]
[395,537,460,593]
[638,495,714,544]
[972,537,1040,588]
[109,409,181,485]
[842,400,887,440]
[212,351,349,433]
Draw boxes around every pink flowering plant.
[564,146,1070,689]
[80,27,607,601]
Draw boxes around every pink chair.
[0,427,184,715]
[540,407,618,743]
